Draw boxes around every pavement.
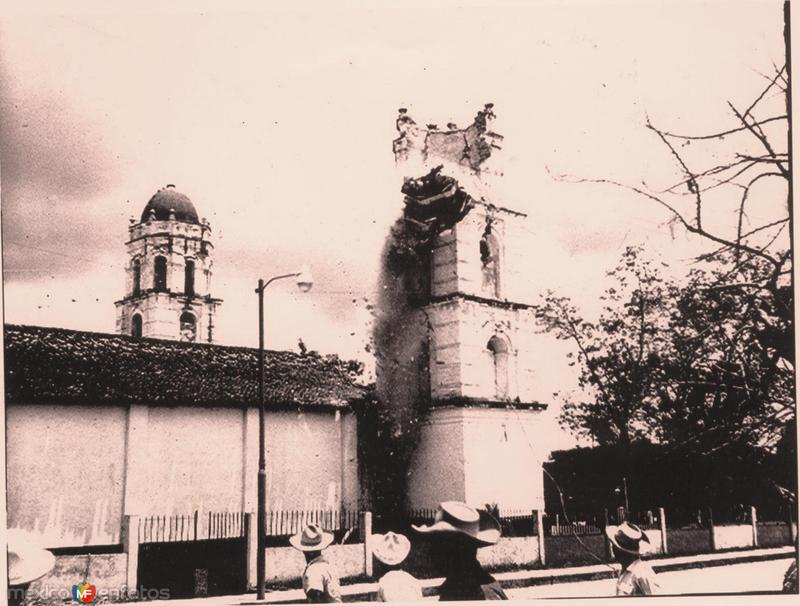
[148,546,795,605]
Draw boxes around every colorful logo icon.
[72,582,96,603]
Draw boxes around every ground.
[504,558,794,599]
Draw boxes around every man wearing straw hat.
[371,531,422,601]
[413,501,508,601]
[290,524,342,603]
[7,529,56,606]
[605,521,660,596]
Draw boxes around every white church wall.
[6,404,127,547]
[407,407,545,512]
[461,407,545,512]
[6,402,359,548]
[407,407,467,509]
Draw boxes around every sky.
[0,0,787,451]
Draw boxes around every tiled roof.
[4,324,366,410]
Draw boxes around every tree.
[536,246,675,448]
[654,253,794,455]
[547,46,794,475]
[552,57,792,376]
[538,246,794,458]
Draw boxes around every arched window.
[154,256,168,292]
[131,314,143,338]
[487,335,509,399]
[480,231,501,298]
[180,311,197,342]
[132,258,141,296]
[184,259,195,297]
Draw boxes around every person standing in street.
[605,521,660,596]
[371,531,422,601]
[290,524,342,603]
[412,501,508,600]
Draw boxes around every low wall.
[666,528,712,555]
[260,544,365,583]
[404,536,540,578]
[27,553,129,602]
[713,524,754,550]
[478,536,540,569]
[641,529,664,555]
[756,523,792,548]
[544,534,605,567]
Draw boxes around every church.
[4,104,555,596]
[5,186,364,551]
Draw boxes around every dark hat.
[411,501,501,547]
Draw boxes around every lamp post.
[614,477,630,521]
[255,266,313,600]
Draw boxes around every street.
[505,558,795,599]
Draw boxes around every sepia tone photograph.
[0,0,796,603]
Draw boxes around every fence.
[27,503,795,603]
[265,509,362,546]
[138,511,246,544]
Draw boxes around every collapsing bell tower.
[382,104,551,513]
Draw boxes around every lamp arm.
[256,272,301,293]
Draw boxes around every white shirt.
[302,555,342,603]
[616,559,660,596]
[376,570,423,602]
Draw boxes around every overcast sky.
[0,0,786,450]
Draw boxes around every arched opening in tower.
[487,335,510,399]
[154,256,168,292]
[132,258,141,296]
[131,314,143,338]
[180,311,197,342]
[184,259,195,297]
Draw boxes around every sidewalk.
[156,546,795,605]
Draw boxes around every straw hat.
[372,532,411,566]
[411,501,501,547]
[289,524,335,552]
[605,521,650,555]
[7,529,55,586]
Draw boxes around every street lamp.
[255,266,313,600]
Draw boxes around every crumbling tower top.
[392,103,504,173]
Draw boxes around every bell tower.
[114,185,222,342]
[387,106,551,513]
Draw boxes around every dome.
[140,185,200,224]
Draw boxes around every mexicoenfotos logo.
[71,582,97,603]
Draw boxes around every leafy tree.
[538,246,793,459]
[536,246,675,448]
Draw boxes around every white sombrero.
[411,501,501,547]
[289,524,335,552]
[372,532,411,566]
[605,522,650,555]
[7,529,55,586]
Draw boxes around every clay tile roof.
[4,324,366,410]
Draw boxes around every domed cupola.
[140,184,200,224]
[115,184,222,343]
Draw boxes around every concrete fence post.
[362,511,373,578]
[534,510,546,567]
[751,506,758,548]
[122,515,140,597]
[707,507,716,551]
[659,507,668,555]
[244,512,257,591]
[603,508,612,561]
